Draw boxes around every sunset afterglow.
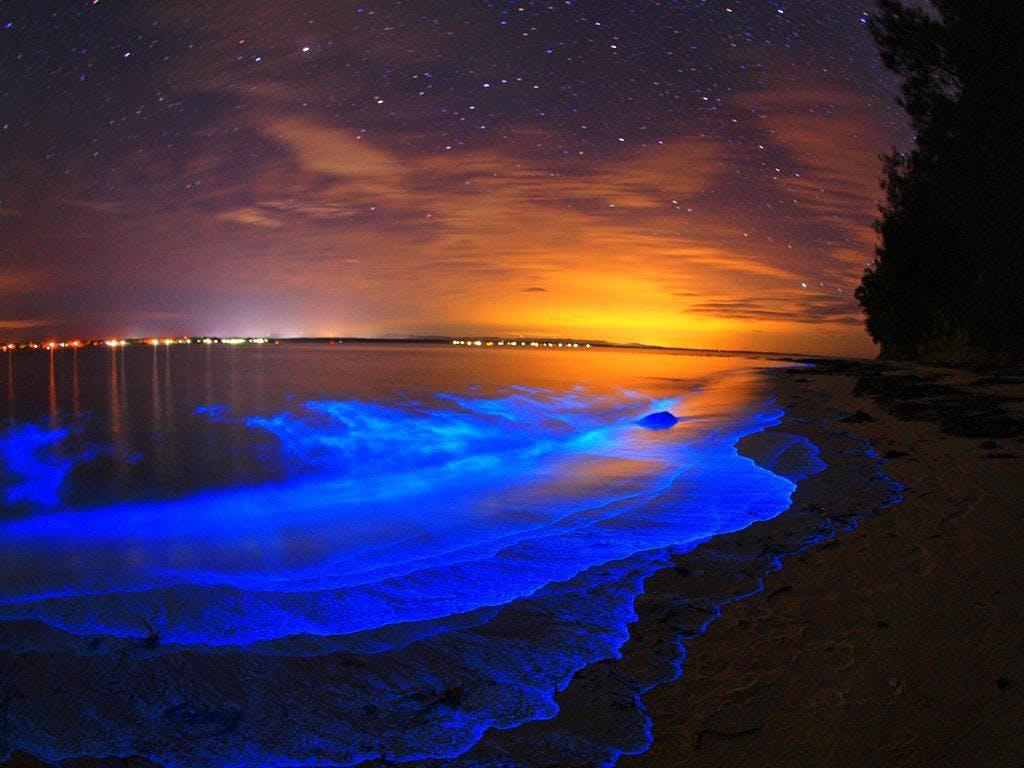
[2,2,905,354]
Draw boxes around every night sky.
[1,1,907,355]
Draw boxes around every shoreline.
[4,361,1023,767]
[367,362,902,767]
[623,361,1024,767]
[349,359,1024,767]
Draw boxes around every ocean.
[1,343,824,766]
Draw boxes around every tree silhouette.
[856,1,1024,362]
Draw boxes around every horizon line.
[0,334,858,362]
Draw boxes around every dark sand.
[624,362,1024,768]
[4,361,1023,767]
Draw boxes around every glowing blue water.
[0,346,811,767]
[0,423,74,506]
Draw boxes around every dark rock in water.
[637,411,679,430]
[839,410,875,423]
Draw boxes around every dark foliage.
[856,1,1024,362]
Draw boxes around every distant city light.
[450,337,592,350]
[1,336,588,352]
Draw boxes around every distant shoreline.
[1,334,853,365]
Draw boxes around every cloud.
[84,107,879,350]
[218,207,284,228]
[0,269,40,295]
[61,199,130,214]
[0,6,901,357]
[268,118,407,195]
[731,80,891,265]
[688,295,862,324]
[0,317,52,330]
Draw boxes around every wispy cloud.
[0,1,901,355]
[0,317,52,330]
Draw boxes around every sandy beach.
[627,361,1024,768]
[3,359,1023,768]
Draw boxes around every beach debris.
[139,615,160,649]
[637,411,680,429]
[839,410,875,423]
[766,585,794,602]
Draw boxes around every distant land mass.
[3,334,839,363]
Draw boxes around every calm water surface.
[0,344,810,766]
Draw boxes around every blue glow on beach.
[0,423,74,507]
[0,371,858,768]
[0,389,793,646]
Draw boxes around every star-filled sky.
[1,0,908,355]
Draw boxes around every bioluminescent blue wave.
[0,349,847,768]
[0,423,74,507]
[0,386,793,647]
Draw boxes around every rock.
[839,410,874,423]
[637,411,680,430]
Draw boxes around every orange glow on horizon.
[1,71,898,359]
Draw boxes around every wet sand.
[625,361,1024,768]
[4,361,1023,767]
